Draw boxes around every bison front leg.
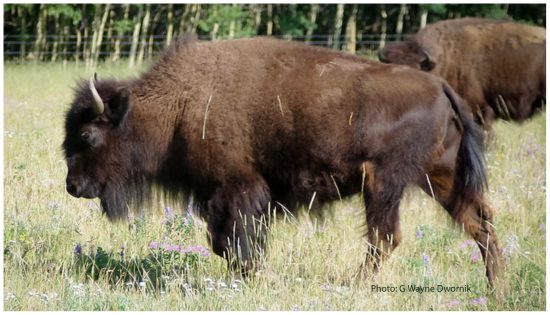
[206,177,271,278]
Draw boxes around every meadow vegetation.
[3,63,546,310]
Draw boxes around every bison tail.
[443,83,488,204]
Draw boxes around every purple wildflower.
[149,241,159,249]
[470,251,481,262]
[470,296,487,307]
[539,223,545,231]
[447,299,460,308]
[415,228,424,238]
[422,253,430,265]
[422,253,432,276]
[164,244,181,252]
[181,245,210,257]
[460,239,476,251]
[119,246,125,259]
[74,244,82,255]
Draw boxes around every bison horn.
[89,73,105,115]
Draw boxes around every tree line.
[4,3,545,67]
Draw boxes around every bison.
[378,18,546,129]
[63,37,501,286]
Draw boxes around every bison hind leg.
[360,161,409,276]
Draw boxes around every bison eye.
[420,58,435,71]
[81,131,91,142]
[80,130,102,148]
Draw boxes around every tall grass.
[3,63,545,310]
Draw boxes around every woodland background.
[3,3,547,67]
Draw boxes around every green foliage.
[419,4,447,15]
[276,5,315,37]
[113,20,133,33]
[447,4,508,20]
[197,4,256,38]
[3,4,545,63]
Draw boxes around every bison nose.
[66,180,81,197]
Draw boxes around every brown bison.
[378,18,546,128]
[63,37,501,286]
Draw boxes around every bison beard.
[63,37,502,287]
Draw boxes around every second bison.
[379,18,546,128]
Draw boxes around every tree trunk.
[51,14,60,62]
[178,4,191,37]
[420,7,428,29]
[379,4,388,49]
[228,4,238,39]
[129,6,143,68]
[332,4,345,49]
[345,5,358,53]
[210,5,219,40]
[82,4,89,65]
[106,9,114,63]
[267,4,273,36]
[137,4,151,65]
[62,22,69,66]
[395,4,407,41]
[33,4,47,61]
[75,26,82,65]
[305,4,319,44]
[88,5,100,68]
[93,3,111,67]
[251,4,262,34]
[92,4,110,68]
[17,6,27,58]
[211,23,220,40]
[166,4,174,47]
[113,4,129,63]
[187,4,201,34]
[148,7,161,62]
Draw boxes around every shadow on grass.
[73,243,210,292]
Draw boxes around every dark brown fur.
[63,37,501,286]
[379,18,546,128]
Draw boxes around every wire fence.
[4,33,410,63]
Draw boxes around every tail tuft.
[442,83,487,204]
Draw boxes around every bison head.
[378,41,436,72]
[63,74,136,220]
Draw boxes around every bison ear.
[108,87,131,126]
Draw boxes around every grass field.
[3,63,546,311]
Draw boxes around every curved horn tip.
[89,75,105,115]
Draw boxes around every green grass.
[3,63,546,310]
